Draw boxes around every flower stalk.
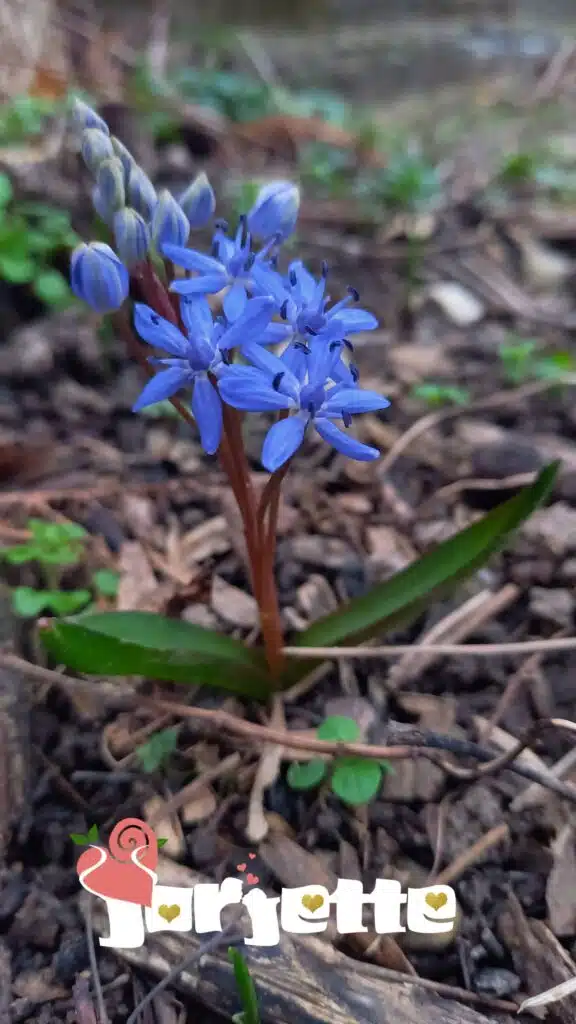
[69,98,388,683]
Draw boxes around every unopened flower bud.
[113,208,150,266]
[70,242,129,313]
[128,166,158,220]
[92,186,112,225]
[247,180,300,241]
[81,128,114,174]
[179,172,216,229]
[72,98,110,135]
[96,157,126,215]
[111,136,136,181]
[151,189,189,249]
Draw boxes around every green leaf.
[288,463,558,665]
[1,543,39,564]
[228,947,260,1024]
[0,173,13,207]
[37,546,82,567]
[286,759,327,790]
[136,728,178,772]
[86,823,99,842]
[157,837,169,848]
[0,254,35,283]
[330,758,382,805]
[44,590,91,615]
[317,715,361,742]
[12,586,51,617]
[33,270,71,307]
[93,569,120,598]
[39,610,271,697]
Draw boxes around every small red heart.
[248,853,256,860]
[236,863,246,872]
[246,873,259,885]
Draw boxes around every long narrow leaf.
[39,610,270,698]
[285,462,558,676]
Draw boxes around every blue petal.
[288,261,316,306]
[162,244,224,275]
[133,304,189,357]
[212,229,235,266]
[326,308,379,334]
[314,417,380,461]
[281,343,308,383]
[171,272,228,296]
[262,415,307,471]
[218,296,275,351]
[250,263,288,305]
[223,281,247,321]
[179,295,214,341]
[323,388,390,416]
[241,343,300,400]
[218,368,295,412]
[132,367,190,411]
[259,323,293,345]
[191,374,222,454]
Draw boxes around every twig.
[125,918,244,1024]
[282,637,576,658]
[349,960,519,1014]
[84,899,109,1024]
[386,584,519,692]
[431,823,510,886]
[146,752,241,828]
[146,697,576,803]
[379,378,560,477]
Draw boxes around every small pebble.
[473,966,521,999]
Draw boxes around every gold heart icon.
[301,894,324,913]
[158,904,181,923]
[425,892,448,912]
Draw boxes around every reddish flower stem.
[118,268,287,680]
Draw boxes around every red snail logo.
[76,818,158,906]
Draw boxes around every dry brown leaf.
[181,785,217,825]
[547,824,576,937]
[144,796,184,859]
[117,541,159,611]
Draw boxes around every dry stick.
[145,697,576,803]
[83,899,109,1024]
[434,717,576,785]
[125,918,244,1024]
[379,377,559,477]
[387,584,519,692]
[146,752,241,829]
[431,824,511,886]
[282,637,576,658]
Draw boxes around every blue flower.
[218,339,389,470]
[151,190,190,250]
[247,181,299,241]
[131,295,277,454]
[252,259,378,343]
[164,217,279,322]
[179,172,216,229]
[70,242,129,313]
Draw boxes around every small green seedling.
[136,727,178,773]
[229,947,261,1024]
[93,569,120,598]
[1,518,92,617]
[411,382,471,407]
[0,175,78,305]
[287,716,391,806]
[2,518,88,567]
[499,336,576,385]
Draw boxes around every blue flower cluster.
[70,99,390,470]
